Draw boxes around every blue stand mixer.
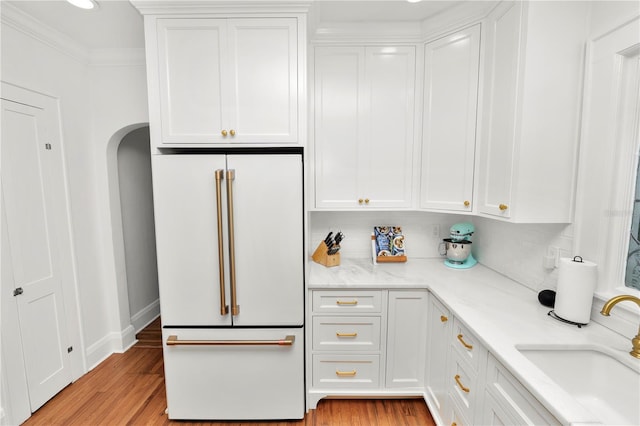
[439,222,477,269]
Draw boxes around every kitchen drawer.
[312,354,380,389]
[162,328,304,420]
[312,290,383,314]
[312,316,381,351]
[452,318,483,372]
[485,354,560,426]
[448,348,478,422]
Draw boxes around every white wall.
[1,7,94,379]
[1,5,150,372]
[88,49,150,366]
[117,126,159,331]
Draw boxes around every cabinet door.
[425,296,452,422]
[477,2,523,218]
[363,46,416,208]
[156,19,229,145]
[227,18,298,143]
[385,291,427,388]
[420,25,480,212]
[314,47,363,208]
[152,155,231,326]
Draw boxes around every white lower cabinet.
[425,298,560,426]
[446,318,487,425]
[482,354,560,426]
[308,289,427,408]
[424,295,451,424]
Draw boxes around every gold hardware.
[336,332,358,338]
[221,129,228,137]
[167,335,295,346]
[600,295,640,359]
[457,334,473,350]
[226,169,239,316]
[336,300,358,305]
[451,423,457,426]
[499,203,508,211]
[440,315,448,323]
[358,198,363,204]
[464,200,470,207]
[230,129,236,136]
[454,374,470,393]
[335,370,357,377]
[364,198,370,204]
[215,170,229,316]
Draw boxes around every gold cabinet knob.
[358,198,363,204]
[230,129,236,136]
[499,203,508,211]
[440,315,448,323]
[464,200,470,207]
[364,198,370,204]
[221,129,228,137]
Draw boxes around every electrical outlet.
[431,224,440,238]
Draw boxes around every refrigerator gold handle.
[166,335,295,346]
[215,170,229,316]
[226,169,239,316]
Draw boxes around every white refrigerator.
[152,151,304,420]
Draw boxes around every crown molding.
[130,0,312,15]
[311,21,423,44]
[1,2,90,64]
[89,48,146,67]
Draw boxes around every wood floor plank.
[23,321,435,426]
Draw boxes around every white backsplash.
[309,211,573,292]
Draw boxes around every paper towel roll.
[554,256,598,324]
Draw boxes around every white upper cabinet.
[477,1,587,222]
[420,25,480,212]
[148,17,300,147]
[314,46,416,209]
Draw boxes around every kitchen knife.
[324,232,333,247]
[334,232,344,245]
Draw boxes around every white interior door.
[1,99,72,411]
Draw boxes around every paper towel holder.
[572,255,584,263]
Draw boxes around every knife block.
[312,241,340,267]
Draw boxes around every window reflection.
[625,157,640,291]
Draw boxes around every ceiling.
[5,0,493,50]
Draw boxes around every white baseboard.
[130,299,160,333]
[85,325,137,371]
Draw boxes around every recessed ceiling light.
[66,0,98,10]
[407,0,422,3]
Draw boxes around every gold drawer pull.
[454,374,470,393]
[440,315,448,322]
[336,300,358,305]
[336,370,357,377]
[336,332,358,338]
[457,334,473,350]
[451,423,457,426]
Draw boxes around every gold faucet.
[600,295,640,359]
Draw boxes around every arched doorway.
[106,123,159,336]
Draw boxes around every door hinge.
[13,287,23,296]
[45,143,52,150]
[67,346,73,353]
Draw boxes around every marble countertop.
[308,258,640,425]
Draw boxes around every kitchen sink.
[517,345,640,425]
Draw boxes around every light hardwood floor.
[23,319,435,426]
